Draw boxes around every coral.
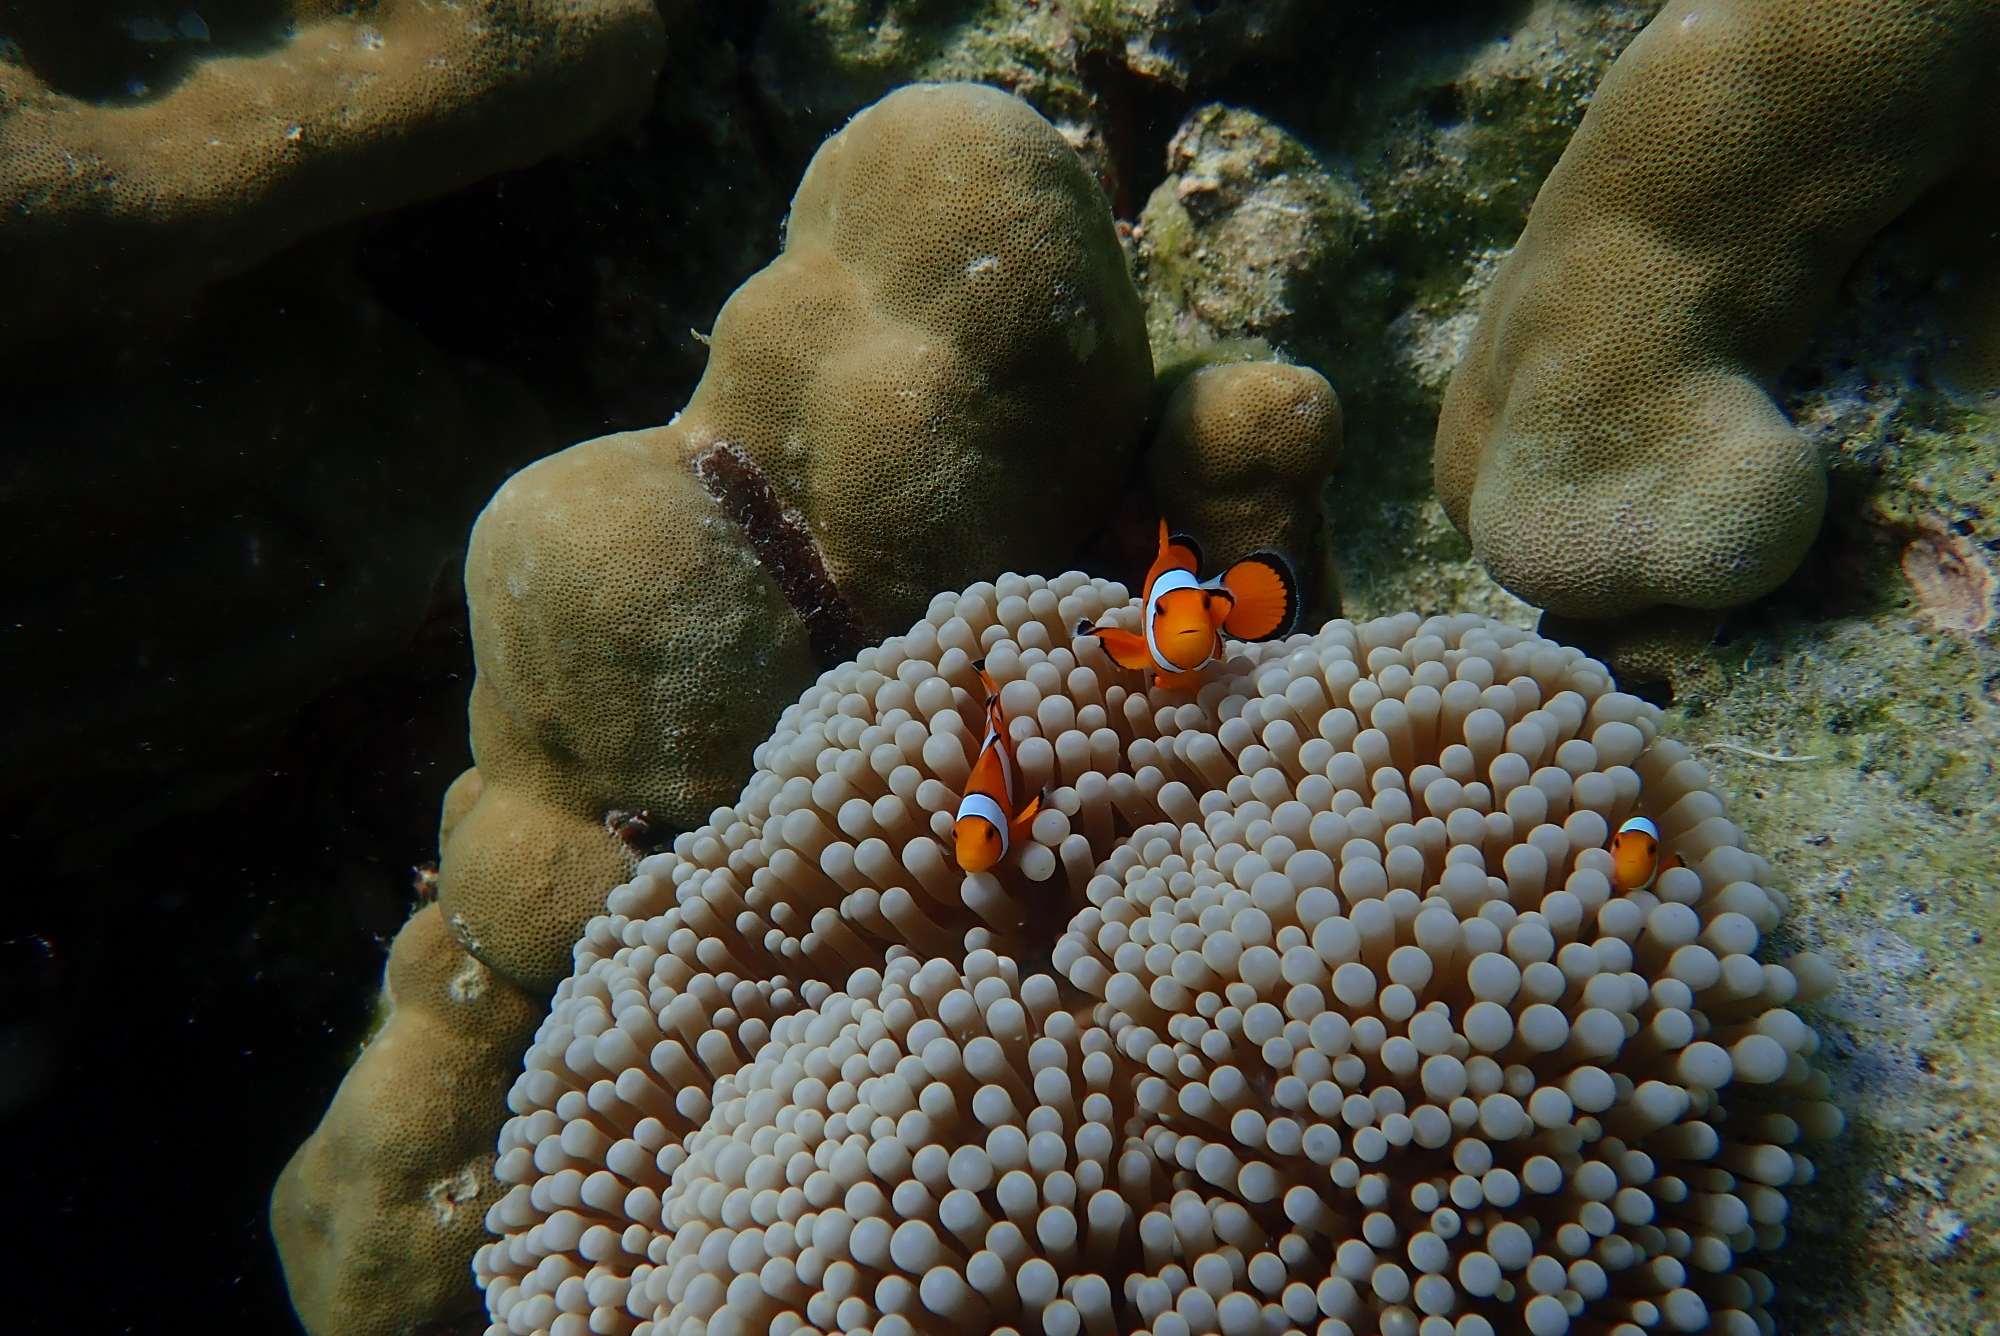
[477,573,1843,1336]
[275,82,1156,1334]
[1127,0,1664,622]
[663,82,1153,640]
[748,1,1306,203]
[1132,106,1365,380]
[1604,298,2000,1328]
[272,903,542,1336]
[1071,0,1304,88]
[1896,516,1997,635]
[751,3,1108,188]
[1432,0,2000,621]
[1146,361,1344,626]
[0,0,666,350]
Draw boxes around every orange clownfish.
[1609,815,1682,892]
[1078,521,1299,690]
[953,661,1043,873]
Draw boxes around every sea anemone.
[474,575,1840,1336]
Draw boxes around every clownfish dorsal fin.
[1143,518,1202,597]
[1217,549,1299,642]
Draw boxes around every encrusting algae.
[477,572,1842,1336]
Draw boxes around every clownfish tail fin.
[972,658,999,702]
[1218,549,1300,642]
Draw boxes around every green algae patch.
[1660,611,2000,1333]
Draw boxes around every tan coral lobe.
[480,573,1841,1336]
[272,905,541,1336]
[0,0,667,349]
[1435,0,2000,619]
[1150,361,1343,625]
[677,81,1153,637]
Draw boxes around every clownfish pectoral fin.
[1218,550,1299,642]
[1079,622,1153,672]
[1143,518,1203,595]
[1202,587,1236,632]
[1009,793,1043,847]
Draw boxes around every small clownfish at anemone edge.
[1077,520,1300,690]
[1609,814,1683,892]
[953,660,1043,874]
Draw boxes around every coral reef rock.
[0,0,666,349]
[477,574,1845,1336]
[749,0,1310,202]
[1128,0,1663,622]
[1433,0,2000,621]
[273,81,1157,1336]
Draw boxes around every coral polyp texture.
[479,573,1841,1336]
[1433,0,2000,621]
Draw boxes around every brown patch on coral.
[604,809,672,856]
[1901,516,1997,632]
[1540,605,1727,703]
[692,442,867,667]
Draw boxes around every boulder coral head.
[1435,0,2000,622]
[480,573,1842,1336]
[1149,361,1344,628]
[273,82,1156,1336]
[0,0,666,350]
[441,80,1154,998]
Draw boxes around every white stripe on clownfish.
[1142,567,1207,675]
[955,792,1010,856]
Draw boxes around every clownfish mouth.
[1154,623,1216,670]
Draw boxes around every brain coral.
[479,571,1842,1336]
[275,82,1156,1335]
[0,0,665,349]
[1433,0,2000,620]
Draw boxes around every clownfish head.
[1150,584,1228,672]
[1609,815,1662,891]
[954,813,1006,873]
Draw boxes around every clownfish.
[1078,521,1299,690]
[953,661,1043,873]
[1609,814,1681,892]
